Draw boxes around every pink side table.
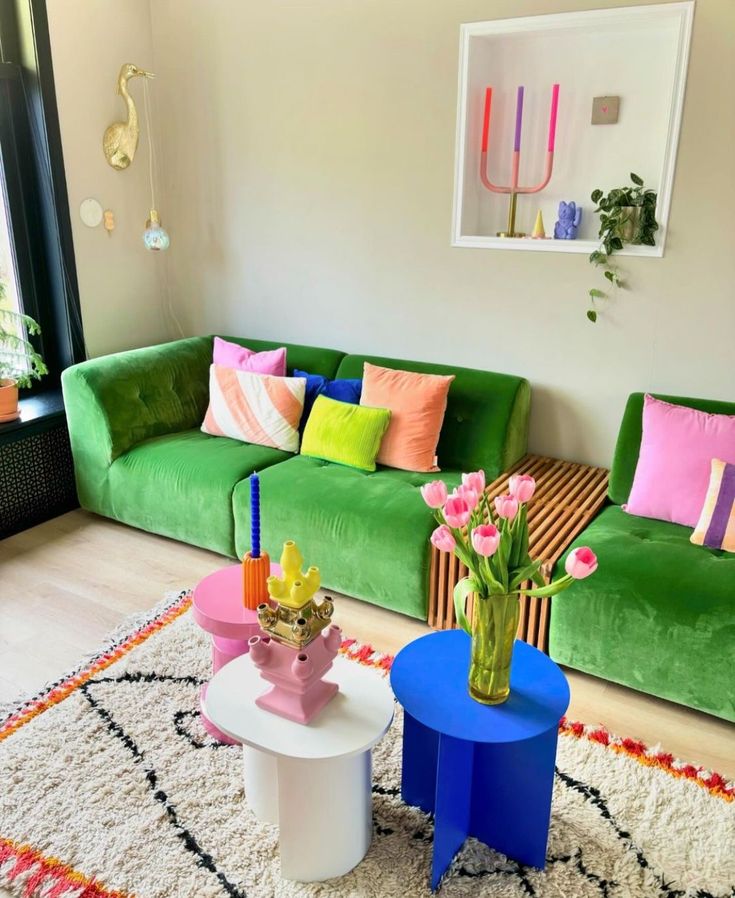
[192,562,281,744]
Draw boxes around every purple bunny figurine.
[554,201,582,239]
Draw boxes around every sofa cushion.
[549,505,735,721]
[691,459,735,552]
[301,396,391,472]
[624,395,735,527]
[213,336,286,375]
[201,366,306,451]
[609,392,735,507]
[335,353,530,478]
[294,368,362,427]
[360,362,454,472]
[216,335,344,380]
[233,455,462,618]
[108,428,289,556]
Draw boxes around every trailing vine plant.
[586,173,658,322]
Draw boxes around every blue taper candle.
[251,472,260,558]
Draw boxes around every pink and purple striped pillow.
[691,459,735,552]
[201,365,305,452]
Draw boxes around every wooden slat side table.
[427,454,609,651]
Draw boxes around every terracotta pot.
[0,378,20,423]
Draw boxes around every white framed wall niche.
[452,2,694,255]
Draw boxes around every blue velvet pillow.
[294,369,362,428]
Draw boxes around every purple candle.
[251,471,260,558]
[514,85,524,152]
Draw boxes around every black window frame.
[0,0,84,399]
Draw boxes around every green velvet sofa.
[549,393,735,722]
[61,336,530,620]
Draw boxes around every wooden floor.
[1,510,733,780]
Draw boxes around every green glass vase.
[468,593,520,705]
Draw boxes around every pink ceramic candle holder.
[249,624,342,724]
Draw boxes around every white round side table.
[203,652,394,882]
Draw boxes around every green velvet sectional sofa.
[550,393,735,722]
[61,336,530,620]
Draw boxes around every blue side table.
[390,630,569,890]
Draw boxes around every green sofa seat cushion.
[335,353,530,477]
[549,505,735,721]
[233,455,462,619]
[108,429,290,556]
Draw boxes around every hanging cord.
[142,76,156,213]
[142,75,184,338]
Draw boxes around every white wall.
[48,0,735,467]
[47,0,170,357]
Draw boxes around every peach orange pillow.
[360,362,454,472]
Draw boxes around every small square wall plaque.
[591,96,620,125]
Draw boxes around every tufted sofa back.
[335,353,530,478]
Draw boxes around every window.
[0,0,84,398]
[0,170,23,344]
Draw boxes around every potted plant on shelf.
[586,172,658,322]
[422,471,597,705]
[0,296,48,422]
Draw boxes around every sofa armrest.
[61,337,212,513]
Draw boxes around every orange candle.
[243,550,270,610]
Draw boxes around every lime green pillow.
[301,395,391,472]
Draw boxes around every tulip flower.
[430,525,456,553]
[454,483,480,511]
[471,524,500,557]
[462,470,486,495]
[509,474,536,504]
[443,496,472,529]
[565,546,598,579]
[494,494,519,521]
[421,480,448,509]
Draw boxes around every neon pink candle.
[481,87,492,152]
[547,83,560,152]
[514,85,524,152]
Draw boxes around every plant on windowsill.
[0,291,48,422]
[586,173,658,323]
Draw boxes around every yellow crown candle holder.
[257,540,333,649]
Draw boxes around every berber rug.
[0,591,733,898]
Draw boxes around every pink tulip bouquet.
[422,471,597,704]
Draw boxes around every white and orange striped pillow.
[201,365,306,452]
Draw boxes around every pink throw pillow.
[213,336,286,376]
[624,395,735,527]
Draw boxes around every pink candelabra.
[480,83,560,238]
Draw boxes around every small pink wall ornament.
[480,84,559,238]
[251,540,341,724]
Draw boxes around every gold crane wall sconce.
[103,63,155,170]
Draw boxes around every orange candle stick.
[243,550,271,610]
